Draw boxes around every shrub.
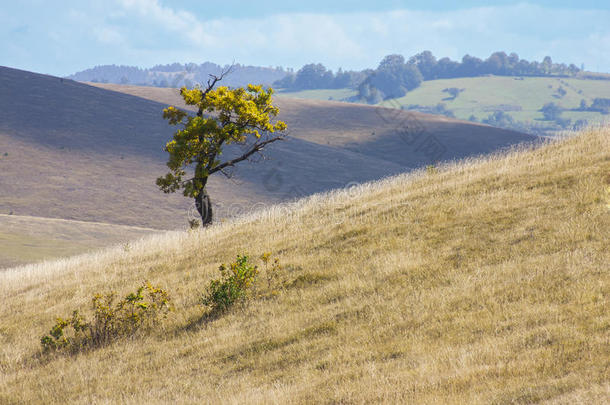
[201,254,285,314]
[540,102,562,121]
[202,255,259,314]
[442,87,464,100]
[260,252,284,294]
[590,98,610,114]
[41,282,171,353]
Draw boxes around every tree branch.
[176,135,285,185]
[196,65,235,117]
[208,136,285,175]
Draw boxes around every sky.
[1,0,610,76]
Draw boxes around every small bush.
[202,255,259,314]
[41,282,171,353]
[260,252,283,291]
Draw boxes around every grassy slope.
[280,76,610,124]
[1,127,608,403]
[388,76,610,123]
[0,215,156,269]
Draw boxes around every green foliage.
[41,282,171,353]
[274,65,361,91]
[156,84,287,199]
[40,254,285,352]
[540,102,563,121]
[483,110,515,127]
[201,253,285,315]
[358,54,423,102]
[442,87,464,100]
[590,98,610,114]
[202,255,259,314]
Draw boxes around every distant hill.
[66,54,610,137]
[66,62,289,88]
[280,75,610,136]
[90,82,536,168]
[1,66,535,232]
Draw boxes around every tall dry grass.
[0,127,608,404]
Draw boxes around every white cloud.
[6,1,610,75]
[157,4,607,70]
[116,0,213,46]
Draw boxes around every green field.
[281,76,610,126]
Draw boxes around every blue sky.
[1,1,609,76]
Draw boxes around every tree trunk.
[195,188,213,227]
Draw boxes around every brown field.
[0,127,607,403]
[0,214,156,268]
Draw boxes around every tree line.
[67,62,288,88]
[68,51,585,104]
[273,64,367,91]
[275,51,583,102]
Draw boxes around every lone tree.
[540,102,562,121]
[157,70,287,226]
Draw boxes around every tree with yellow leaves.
[157,69,287,226]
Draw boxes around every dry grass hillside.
[0,127,607,403]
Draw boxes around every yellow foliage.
[157,83,287,198]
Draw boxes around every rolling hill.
[279,75,610,133]
[0,66,400,230]
[89,82,536,168]
[1,66,535,230]
[0,127,607,403]
[385,76,610,123]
